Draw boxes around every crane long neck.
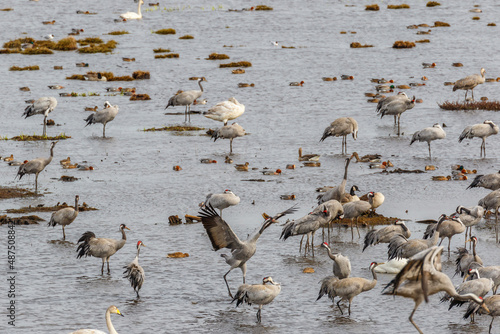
[472,241,477,257]
[250,219,273,243]
[121,227,127,240]
[324,246,337,261]
[198,79,204,92]
[343,159,351,181]
[74,197,79,213]
[105,309,118,334]
[136,244,142,259]
[363,267,378,292]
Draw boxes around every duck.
[238,83,254,88]
[172,165,182,171]
[422,62,436,68]
[432,175,452,181]
[3,154,14,162]
[341,75,354,80]
[200,159,217,164]
[84,72,107,81]
[63,163,79,169]
[19,87,30,91]
[85,106,98,112]
[8,160,26,166]
[60,157,71,165]
[68,28,84,35]
[286,164,295,169]
[76,62,89,67]
[369,161,391,169]
[78,165,94,171]
[21,42,34,50]
[224,156,233,164]
[452,63,463,67]
[120,87,136,93]
[289,81,304,86]
[262,169,282,175]
[322,77,337,81]
[409,82,425,87]
[425,165,436,171]
[106,87,121,92]
[193,99,208,105]
[42,20,56,25]
[122,57,135,62]
[280,194,296,200]
[298,147,320,161]
[48,85,64,90]
[234,162,249,171]
[59,93,72,97]
[453,174,468,181]
[303,161,321,167]
[469,8,482,13]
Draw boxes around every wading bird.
[376,92,409,125]
[458,120,499,158]
[321,242,351,279]
[23,97,57,137]
[123,241,145,298]
[466,264,500,294]
[16,141,57,193]
[320,117,358,154]
[84,101,119,138]
[363,221,411,251]
[456,206,484,243]
[199,203,296,297]
[76,224,130,275]
[423,215,465,254]
[317,156,353,204]
[343,192,374,240]
[120,0,144,20]
[69,305,124,334]
[464,295,498,333]
[455,236,483,278]
[232,276,281,324]
[48,195,79,240]
[204,97,245,125]
[467,171,500,191]
[210,123,245,155]
[202,189,240,216]
[478,189,500,242]
[453,68,486,101]
[378,95,416,136]
[410,123,446,158]
[317,262,379,315]
[165,77,207,122]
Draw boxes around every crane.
[378,95,415,136]
[467,171,500,191]
[23,97,57,137]
[410,123,446,158]
[210,123,246,155]
[455,236,483,278]
[317,155,354,204]
[16,141,57,193]
[453,68,486,101]
[459,120,499,158]
[423,215,465,254]
[84,101,119,138]
[464,295,498,333]
[48,195,79,240]
[123,240,145,298]
[363,221,411,251]
[320,242,351,279]
[343,192,374,239]
[320,117,358,154]
[202,189,240,217]
[478,189,500,242]
[376,92,408,125]
[456,206,484,244]
[165,77,207,122]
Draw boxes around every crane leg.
[184,105,188,122]
[256,307,262,323]
[356,217,360,238]
[299,235,304,253]
[311,232,315,257]
[62,226,66,240]
[471,89,474,101]
[305,234,310,255]
[336,300,343,315]
[43,115,47,137]
[229,139,233,155]
[103,124,106,138]
[428,142,432,159]
[188,104,192,122]
[409,305,423,334]
[136,290,140,298]
[345,136,348,154]
[348,301,352,316]
[490,316,495,333]
[223,269,234,298]
[438,239,443,246]
[448,237,451,255]
[35,173,39,194]
[350,218,354,241]
[107,258,110,274]
[496,208,499,243]
[397,115,401,136]
[101,259,105,275]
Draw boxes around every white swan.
[69,305,123,334]
[374,258,408,274]
[120,0,144,20]
[204,97,245,125]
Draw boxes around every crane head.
[369,262,379,270]
[321,242,329,248]
[137,240,145,247]
[120,224,131,231]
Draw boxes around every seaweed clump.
[426,1,441,6]
[387,4,410,9]
[9,133,70,141]
[255,5,273,10]
[155,53,179,58]
[10,65,40,71]
[207,53,230,60]
[365,4,380,11]
[108,30,129,35]
[393,41,416,48]
[179,35,194,39]
[220,61,252,68]
[130,94,151,101]
[350,42,373,48]
[153,48,171,53]
[78,40,117,53]
[132,71,150,79]
[21,47,53,55]
[154,29,176,35]
[53,37,78,51]
[438,100,500,111]
[415,39,430,43]
[77,37,103,45]
[487,23,496,26]
[434,21,450,27]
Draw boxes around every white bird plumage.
[120,0,144,20]
[204,97,245,125]
[69,305,124,334]
[459,120,499,158]
[410,123,446,158]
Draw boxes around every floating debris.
[143,126,204,132]
[0,215,43,225]
[59,175,79,182]
[303,267,315,273]
[350,42,373,48]
[179,35,194,39]
[168,215,182,225]
[365,4,380,11]
[130,94,151,101]
[154,28,176,35]
[426,1,441,6]
[393,41,416,48]
[10,65,39,71]
[155,53,179,58]
[438,100,500,111]
[220,61,252,68]
[387,4,410,9]
[6,202,96,213]
[167,252,189,258]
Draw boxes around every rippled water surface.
[1,1,500,333]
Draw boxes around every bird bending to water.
[120,0,144,19]
[202,189,240,216]
[320,117,358,154]
[363,221,411,251]
[204,97,245,125]
[23,97,57,137]
[48,195,79,240]
[467,171,500,191]
[232,276,281,323]
[423,214,465,254]
[379,95,416,136]
[466,264,500,294]
[343,192,374,239]
[317,155,354,204]
[69,305,124,334]
[210,123,245,155]
[76,224,130,275]
[321,242,351,279]
[453,68,486,101]
[464,295,499,334]
[298,147,320,161]
[16,141,57,193]
[85,101,119,138]
[165,77,207,122]
[458,120,499,158]
[198,203,296,297]
[410,123,446,158]
[317,262,379,315]
[478,189,500,242]
[123,241,145,298]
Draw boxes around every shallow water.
[1,1,500,333]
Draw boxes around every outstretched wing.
[198,203,243,251]
[271,204,299,221]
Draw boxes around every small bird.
[84,101,119,138]
[410,123,446,158]
[422,62,436,68]
[210,123,245,155]
[298,147,320,161]
[459,120,499,158]
[123,241,145,298]
[43,34,54,40]
[16,141,57,193]
[232,276,281,323]
[23,97,58,137]
[202,190,240,216]
[48,195,79,240]
[289,81,304,86]
[262,169,281,175]
[271,41,279,46]
[234,162,249,171]
[48,85,64,90]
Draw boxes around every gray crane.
[317,155,353,204]
[456,206,484,244]
[48,195,79,240]
[464,295,498,333]
[202,189,240,217]
[376,92,408,125]
[76,224,130,275]
[468,171,500,191]
[316,262,380,315]
[123,240,145,298]
[84,101,119,138]
[343,192,374,240]
[23,96,57,137]
[69,305,124,334]
[466,264,500,294]
[459,120,499,158]
[379,95,416,136]
[410,123,446,158]
[210,123,245,155]
[388,214,447,260]
[478,189,500,242]
[455,236,483,278]
[363,221,411,251]
[198,203,297,298]
[232,276,281,324]
[320,242,351,279]
[453,68,486,101]
[383,246,487,334]
[16,141,57,193]
[165,77,207,122]
[423,215,465,254]
[320,117,358,154]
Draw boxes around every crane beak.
[481,304,490,313]
[463,273,470,282]
[465,238,472,243]
[262,213,271,220]
[125,226,131,230]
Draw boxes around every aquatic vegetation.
[0,8,13,11]
[6,202,97,213]
[472,16,480,20]
[143,126,204,132]
[350,42,373,48]
[34,40,56,49]
[22,47,53,56]
[132,71,150,79]
[220,61,252,68]
[387,4,410,9]
[109,75,134,81]
[9,65,40,71]
[155,53,179,58]
[3,37,35,48]
[66,74,86,80]
[255,5,273,10]
[393,40,416,48]
[78,40,117,53]
[206,53,230,60]
[0,48,19,54]
[77,37,103,45]
[232,69,245,74]
[487,23,496,26]
[415,39,430,43]
[53,37,78,51]
[0,187,38,200]
[179,35,194,39]
[426,1,440,6]
[9,133,70,141]
[434,21,450,27]
[438,100,500,111]
[154,28,176,35]
[108,30,129,35]
[130,94,151,101]
[281,45,295,48]
[365,4,380,11]
[153,48,171,53]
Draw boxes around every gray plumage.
[441,269,493,311]
[84,101,119,138]
[454,236,483,278]
[453,68,486,101]
[478,189,500,242]
[23,96,57,137]
[467,171,500,191]
[316,262,379,315]
[376,92,408,125]
[423,215,465,254]
[76,224,130,275]
[211,123,245,155]
[232,276,281,324]
[203,189,240,216]
[410,123,446,158]
[379,95,416,136]
[48,195,79,240]
[466,264,500,294]
[458,120,499,158]
[456,206,484,243]
[123,241,145,298]
[320,117,358,154]
[321,242,351,279]
[342,192,373,239]
[464,295,500,334]
[165,77,207,122]
[16,141,57,193]
[199,203,296,297]
[363,221,411,252]
[317,156,353,204]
